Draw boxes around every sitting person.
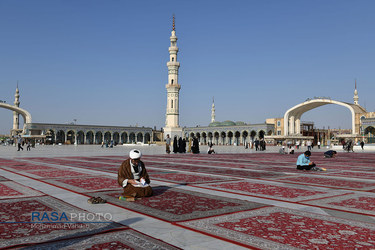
[288,145,295,154]
[296,151,325,171]
[207,145,216,154]
[118,149,153,198]
[324,150,337,158]
[279,146,287,154]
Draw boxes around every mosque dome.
[235,121,246,126]
[208,121,221,127]
[221,120,236,126]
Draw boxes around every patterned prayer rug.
[23,169,96,179]
[178,206,375,249]
[150,172,238,184]
[324,171,375,180]
[0,196,121,248]
[26,228,181,249]
[3,163,60,171]
[43,176,120,192]
[276,176,375,190]
[0,181,44,199]
[302,193,375,216]
[203,181,348,202]
[89,186,266,222]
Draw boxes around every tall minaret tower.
[12,84,20,131]
[164,15,182,138]
[353,80,359,105]
[211,97,216,123]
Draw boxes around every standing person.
[117,149,153,198]
[17,135,23,151]
[360,141,365,150]
[182,138,186,153]
[173,136,178,153]
[307,140,312,151]
[296,151,324,171]
[26,140,31,151]
[188,137,192,153]
[296,140,300,149]
[317,141,321,149]
[255,139,259,151]
[178,137,184,153]
[192,136,200,154]
[165,134,171,154]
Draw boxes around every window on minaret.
[172,57,174,61]
[171,79,174,84]
[171,100,173,108]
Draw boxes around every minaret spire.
[353,79,359,105]
[13,83,20,132]
[211,97,216,123]
[172,14,175,31]
[163,15,182,138]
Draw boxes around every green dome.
[208,121,221,127]
[221,120,236,126]
[235,121,246,126]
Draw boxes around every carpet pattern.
[276,176,375,190]
[0,196,121,248]
[23,169,96,179]
[150,172,238,184]
[26,228,181,249]
[43,176,119,192]
[0,181,43,199]
[302,193,375,215]
[89,186,266,222]
[178,206,375,249]
[204,181,348,202]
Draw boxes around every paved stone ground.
[1,144,375,249]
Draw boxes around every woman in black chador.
[173,136,178,153]
[192,137,200,154]
[178,137,184,153]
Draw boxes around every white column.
[289,116,295,135]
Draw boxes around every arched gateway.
[0,102,32,133]
[284,98,366,136]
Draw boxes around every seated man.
[279,146,287,154]
[296,151,325,171]
[324,150,337,158]
[207,145,216,154]
[118,149,153,198]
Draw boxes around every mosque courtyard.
[1,144,375,249]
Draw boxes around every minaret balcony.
[168,47,179,52]
[165,83,181,89]
[167,61,180,67]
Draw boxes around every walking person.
[360,141,365,150]
[317,141,321,149]
[165,134,171,154]
[26,140,31,151]
[17,135,23,151]
[307,140,312,151]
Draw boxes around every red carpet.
[44,176,119,192]
[0,196,122,248]
[0,181,43,199]
[178,206,375,249]
[150,172,238,184]
[303,194,375,215]
[277,176,375,190]
[206,181,347,202]
[89,186,266,222]
[21,228,181,249]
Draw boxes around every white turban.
[129,149,142,159]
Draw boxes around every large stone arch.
[0,103,32,133]
[284,99,366,136]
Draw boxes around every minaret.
[353,80,359,105]
[12,84,20,131]
[211,97,216,123]
[164,15,182,138]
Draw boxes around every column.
[289,116,295,135]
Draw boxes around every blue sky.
[1,0,374,134]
